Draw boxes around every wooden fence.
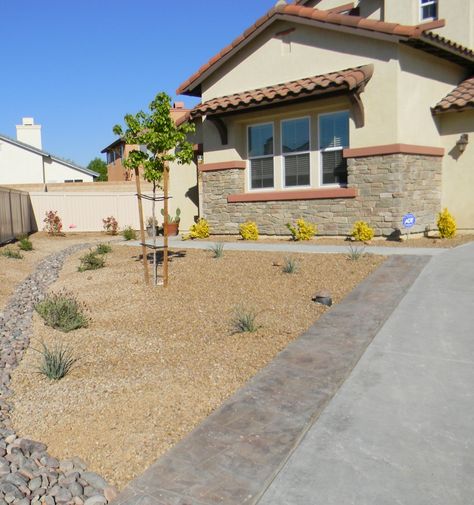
[0,187,35,244]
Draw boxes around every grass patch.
[347,244,366,261]
[78,250,106,272]
[34,341,78,380]
[35,291,89,332]
[1,247,23,259]
[122,226,137,241]
[96,243,112,255]
[17,235,33,251]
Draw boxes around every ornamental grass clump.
[437,208,456,238]
[1,247,23,259]
[78,250,106,272]
[209,242,225,258]
[232,306,259,333]
[282,257,298,274]
[286,219,317,241]
[347,244,366,261]
[17,235,33,251]
[35,291,89,333]
[34,341,78,380]
[239,221,259,240]
[351,220,374,242]
[186,218,210,239]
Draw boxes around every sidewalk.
[113,242,473,505]
[258,241,474,505]
[125,236,448,256]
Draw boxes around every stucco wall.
[201,153,442,236]
[0,139,94,184]
[438,110,474,230]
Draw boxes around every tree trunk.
[135,168,150,285]
[152,180,157,286]
[163,162,169,287]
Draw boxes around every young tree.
[87,158,108,181]
[113,92,195,286]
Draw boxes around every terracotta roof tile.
[432,76,474,113]
[190,64,373,118]
[176,4,468,97]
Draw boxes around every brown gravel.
[9,245,384,490]
[0,232,112,310]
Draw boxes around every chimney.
[16,117,42,149]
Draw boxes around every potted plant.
[161,207,181,236]
[146,216,160,238]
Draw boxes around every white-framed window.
[281,117,311,187]
[248,123,274,189]
[319,111,349,186]
[420,0,437,20]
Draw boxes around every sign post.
[401,213,416,241]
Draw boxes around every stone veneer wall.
[201,154,442,236]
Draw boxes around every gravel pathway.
[0,244,118,505]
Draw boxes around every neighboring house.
[176,0,474,236]
[0,118,98,185]
[101,102,192,182]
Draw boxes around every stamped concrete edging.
[0,243,118,505]
[114,254,429,505]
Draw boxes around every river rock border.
[0,244,118,505]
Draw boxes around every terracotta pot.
[164,222,179,236]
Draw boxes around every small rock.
[54,489,72,504]
[58,461,73,475]
[102,487,117,503]
[67,484,82,498]
[28,478,42,492]
[5,436,16,445]
[82,488,95,499]
[40,457,59,469]
[72,498,83,505]
[80,474,107,492]
[41,496,55,505]
[84,496,107,505]
[14,499,29,505]
[0,484,22,501]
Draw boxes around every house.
[101,102,193,182]
[176,0,474,236]
[0,118,98,186]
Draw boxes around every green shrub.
[78,250,106,272]
[34,341,78,380]
[209,242,225,258]
[351,221,374,242]
[96,243,112,255]
[347,244,365,261]
[122,226,137,241]
[1,247,23,259]
[17,235,33,251]
[239,221,259,240]
[286,219,317,241]
[232,306,259,333]
[186,218,210,239]
[437,208,456,238]
[35,291,89,332]
[282,257,298,274]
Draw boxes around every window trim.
[280,116,312,189]
[420,0,437,21]
[247,121,275,191]
[318,110,350,187]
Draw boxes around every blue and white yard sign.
[402,213,416,228]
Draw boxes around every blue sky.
[1,0,277,167]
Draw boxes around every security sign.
[402,213,416,228]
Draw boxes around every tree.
[113,92,195,286]
[87,158,108,181]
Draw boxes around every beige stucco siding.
[397,44,466,146]
[438,111,474,230]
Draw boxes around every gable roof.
[177,4,474,97]
[432,76,474,114]
[0,134,99,178]
[191,64,373,118]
